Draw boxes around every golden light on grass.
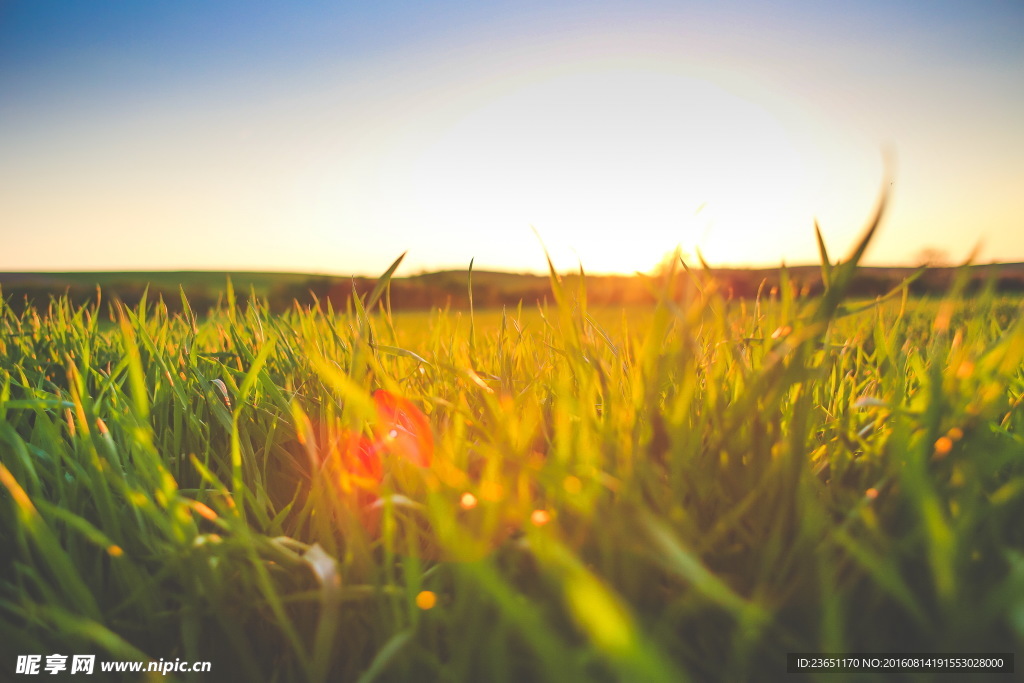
[8,218,1024,681]
[0,462,37,515]
[480,480,504,502]
[956,361,975,379]
[190,501,219,522]
[415,591,437,610]
[563,476,582,495]
[563,567,635,655]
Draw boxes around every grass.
[2,215,1024,681]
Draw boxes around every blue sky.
[1,1,1021,274]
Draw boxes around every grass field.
[2,218,1024,681]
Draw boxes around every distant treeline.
[3,263,1024,315]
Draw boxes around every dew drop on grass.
[531,509,551,526]
[416,591,437,610]
[933,436,954,458]
[563,476,582,494]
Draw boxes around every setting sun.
[407,69,829,273]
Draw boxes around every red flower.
[338,389,433,484]
[369,389,434,468]
[323,390,434,541]
[341,429,383,483]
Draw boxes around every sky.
[1,0,1022,276]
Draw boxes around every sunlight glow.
[408,69,819,272]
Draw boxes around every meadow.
[2,216,1024,681]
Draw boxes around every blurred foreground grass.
[2,218,1024,682]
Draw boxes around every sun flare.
[408,68,821,272]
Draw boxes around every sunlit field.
[2,218,1024,681]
